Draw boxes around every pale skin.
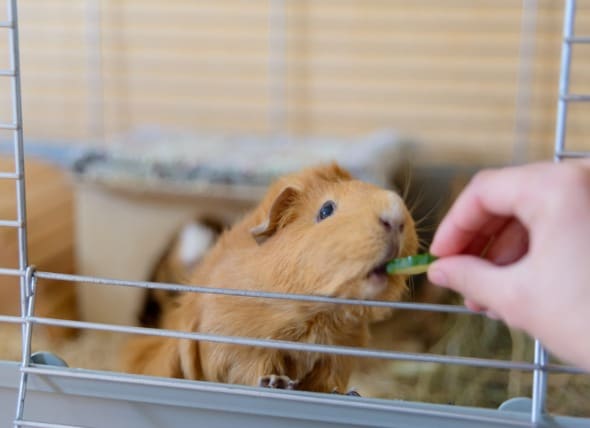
[427,160,590,371]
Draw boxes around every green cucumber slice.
[386,253,437,276]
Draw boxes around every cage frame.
[1,0,589,427]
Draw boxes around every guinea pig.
[121,163,418,393]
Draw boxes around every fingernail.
[428,269,448,287]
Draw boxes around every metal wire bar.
[556,151,590,159]
[531,341,549,425]
[27,315,585,375]
[7,0,28,274]
[0,267,25,276]
[35,270,475,314]
[0,70,16,76]
[535,0,580,422]
[0,219,22,227]
[6,0,31,425]
[0,20,13,28]
[0,315,23,324]
[0,123,19,130]
[554,0,576,158]
[14,422,85,428]
[15,268,37,427]
[565,36,590,43]
[560,94,590,102]
[0,172,20,179]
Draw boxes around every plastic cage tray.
[2,360,590,428]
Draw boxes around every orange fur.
[121,163,418,392]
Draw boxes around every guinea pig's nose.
[379,214,404,234]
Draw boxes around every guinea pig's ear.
[250,186,300,245]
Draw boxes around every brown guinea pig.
[121,163,418,393]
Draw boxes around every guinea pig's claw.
[258,374,299,390]
[331,388,361,397]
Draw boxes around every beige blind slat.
[0,0,587,164]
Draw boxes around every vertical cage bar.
[7,0,27,270]
[531,340,549,424]
[554,0,576,159]
[14,267,37,426]
[6,0,31,425]
[531,0,578,423]
[269,0,287,137]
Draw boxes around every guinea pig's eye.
[317,200,336,222]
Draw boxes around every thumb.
[427,255,512,311]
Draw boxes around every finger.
[463,217,509,256]
[427,256,514,311]
[464,299,486,312]
[431,164,549,257]
[485,218,529,265]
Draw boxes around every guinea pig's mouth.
[366,244,399,280]
[368,261,388,279]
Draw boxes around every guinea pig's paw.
[331,388,361,397]
[258,374,299,390]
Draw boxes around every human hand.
[427,160,590,370]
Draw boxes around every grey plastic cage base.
[1,362,589,428]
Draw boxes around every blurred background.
[0,0,589,416]
[1,0,588,161]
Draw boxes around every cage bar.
[554,0,576,157]
[23,315,585,375]
[0,123,19,130]
[0,219,22,227]
[0,267,24,276]
[5,0,31,426]
[531,341,549,425]
[14,267,37,427]
[556,151,590,159]
[1,1,589,426]
[35,270,475,314]
[565,36,590,43]
[560,94,590,102]
[0,172,20,179]
[14,421,85,428]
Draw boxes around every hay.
[352,281,590,417]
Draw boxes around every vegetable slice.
[386,253,437,276]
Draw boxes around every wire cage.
[0,0,590,427]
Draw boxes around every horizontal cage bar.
[0,267,25,276]
[556,151,590,159]
[565,36,590,43]
[14,421,84,428]
[28,316,585,374]
[0,314,22,324]
[35,271,475,314]
[0,172,19,179]
[0,219,22,227]
[0,21,13,28]
[0,123,18,130]
[560,94,590,102]
[0,70,15,76]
